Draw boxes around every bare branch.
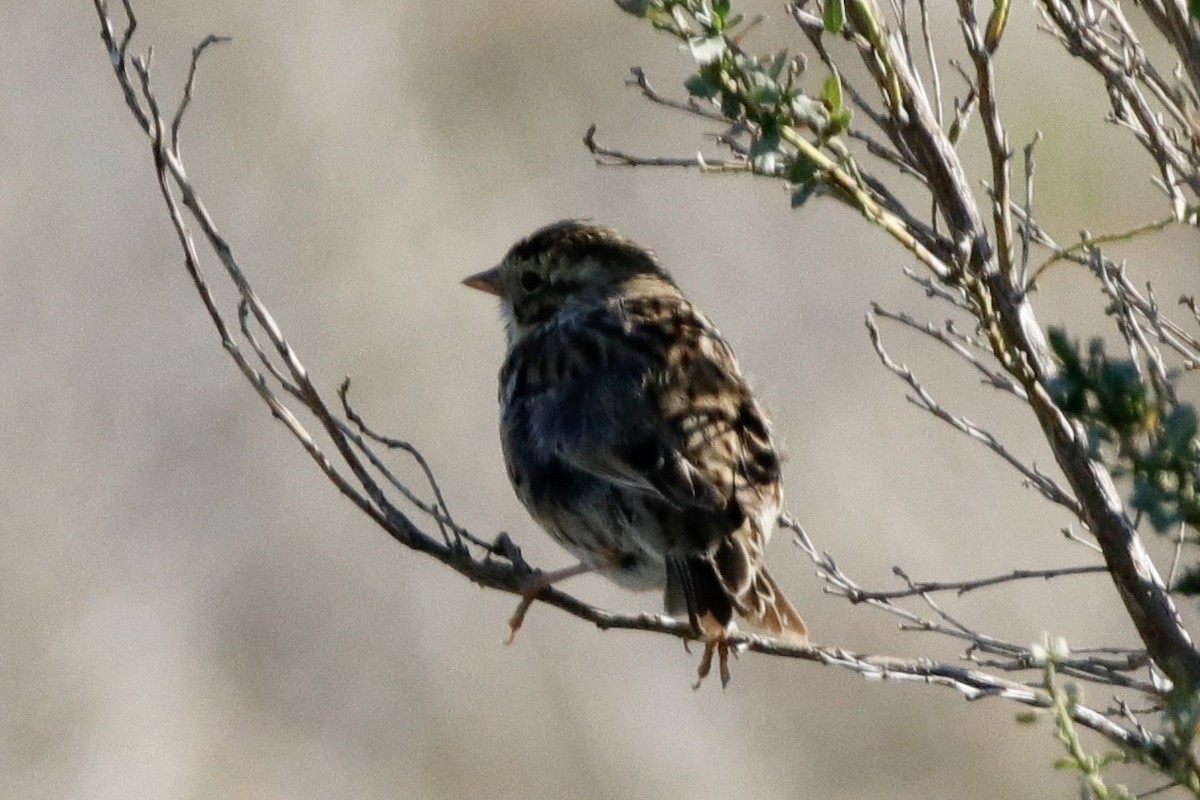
[1017,131,1041,290]
[901,267,972,311]
[956,0,1015,279]
[1169,522,1189,591]
[171,34,230,153]
[1037,0,1200,209]
[785,514,1148,693]
[866,310,1083,515]
[584,124,751,170]
[1028,216,1178,287]
[625,66,727,122]
[850,564,1108,601]
[915,0,942,128]
[871,304,1028,400]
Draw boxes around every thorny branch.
[93,0,1200,786]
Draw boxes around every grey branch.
[784,514,1149,693]
[870,304,1028,400]
[584,124,751,171]
[848,564,1109,601]
[865,310,1083,515]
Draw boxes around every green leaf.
[827,108,852,137]
[820,71,843,111]
[1192,0,1199,20]
[790,181,818,208]
[684,73,719,99]
[613,0,656,17]
[767,50,790,81]
[688,35,727,65]
[753,125,782,171]
[750,128,781,174]
[1131,472,1181,532]
[1093,359,1145,432]
[1047,328,1088,413]
[823,0,845,33]
[753,152,779,174]
[1161,405,1198,453]
[1047,327,1075,365]
[984,0,1010,53]
[720,90,741,119]
[1173,564,1200,595]
[746,70,783,107]
[790,94,831,132]
[789,155,818,184]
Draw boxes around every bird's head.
[464,220,676,341]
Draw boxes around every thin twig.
[916,0,942,128]
[171,34,230,152]
[1168,521,1188,590]
[626,66,726,122]
[1018,131,1041,290]
[1028,216,1178,286]
[584,124,752,170]
[902,267,973,311]
[850,565,1108,601]
[866,311,1083,515]
[871,304,1028,399]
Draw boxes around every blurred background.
[4,2,1199,798]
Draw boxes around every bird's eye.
[519,270,544,292]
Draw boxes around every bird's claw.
[692,638,734,690]
[501,562,593,645]
[503,569,547,645]
[488,531,533,573]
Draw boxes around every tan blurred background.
[4,2,1199,798]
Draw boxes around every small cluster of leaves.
[1037,642,1136,800]
[1024,637,1200,795]
[1048,328,1200,591]
[1162,692,1200,796]
[620,0,852,207]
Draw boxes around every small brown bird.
[464,220,807,683]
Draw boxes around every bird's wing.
[502,295,779,514]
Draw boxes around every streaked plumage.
[465,220,807,657]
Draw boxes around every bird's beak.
[462,265,504,297]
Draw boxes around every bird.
[463,220,808,684]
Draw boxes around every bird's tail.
[666,548,808,644]
[735,565,808,644]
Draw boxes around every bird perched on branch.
[464,220,808,685]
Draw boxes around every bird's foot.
[692,637,736,690]
[487,531,532,573]
[690,619,739,690]
[503,562,595,645]
[504,589,539,645]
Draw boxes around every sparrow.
[464,220,807,684]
